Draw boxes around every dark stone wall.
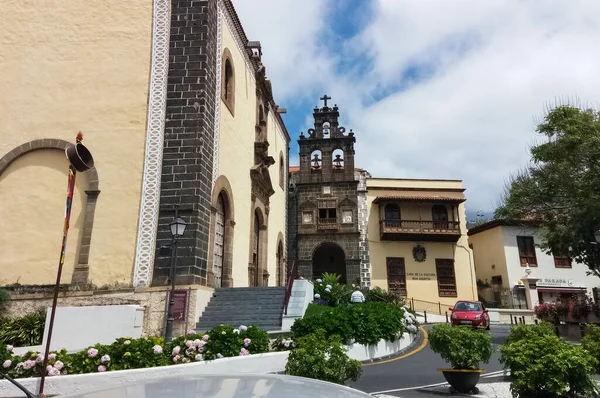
[153,0,218,286]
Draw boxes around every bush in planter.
[285,329,362,384]
[313,272,351,307]
[428,324,493,370]
[500,334,597,398]
[3,349,71,378]
[362,286,405,306]
[505,322,555,345]
[0,288,9,317]
[0,309,46,346]
[187,325,270,360]
[582,324,600,373]
[291,302,409,346]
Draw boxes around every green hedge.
[291,302,412,346]
[0,309,46,347]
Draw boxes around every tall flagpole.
[39,133,93,397]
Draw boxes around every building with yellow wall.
[0,0,289,336]
[366,178,476,305]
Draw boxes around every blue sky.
[233,0,600,220]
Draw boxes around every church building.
[0,0,289,336]
[288,98,476,304]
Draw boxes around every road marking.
[369,370,506,395]
[363,326,428,367]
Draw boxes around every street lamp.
[164,214,187,342]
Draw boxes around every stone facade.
[154,0,219,286]
[356,169,372,287]
[289,99,361,284]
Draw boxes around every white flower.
[314,293,321,299]
[233,329,240,334]
[193,339,202,347]
[316,279,322,283]
[124,340,131,345]
[48,367,61,376]
[283,341,290,348]
[5,345,13,352]
[326,284,332,290]
[153,345,163,354]
[185,340,194,348]
[325,288,331,293]
[216,353,223,358]
[407,325,418,334]
[54,361,64,371]
[181,357,190,363]
[195,354,203,361]
[239,325,248,331]
[172,346,181,356]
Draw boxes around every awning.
[536,287,587,293]
[372,195,466,204]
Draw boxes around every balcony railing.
[318,218,338,229]
[380,220,460,235]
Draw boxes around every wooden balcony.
[318,218,338,230]
[379,219,461,242]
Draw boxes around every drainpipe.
[456,243,477,300]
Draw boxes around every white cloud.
[232,0,600,213]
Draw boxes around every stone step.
[195,321,282,332]
[202,308,283,316]
[203,301,284,309]
[211,292,285,298]
[215,287,286,293]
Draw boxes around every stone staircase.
[195,287,286,332]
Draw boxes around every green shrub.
[270,335,295,352]
[582,324,600,373]
[428,324,493,370]
[313,272,351,307]
[505,322,555,345]
[0,309,46,347]
[291,302,408,346]
[285,329,362,384]
[500,334,598,398]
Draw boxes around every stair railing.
[284,260,298,315]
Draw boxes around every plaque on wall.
[412,245,427,262]
[172,290,188,321]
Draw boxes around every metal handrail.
[284,260,298,315]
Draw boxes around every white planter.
[346,332,415,362]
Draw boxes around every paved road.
[348,324,512,396]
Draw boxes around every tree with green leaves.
[495,104,600,276]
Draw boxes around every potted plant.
[428,323,493,394]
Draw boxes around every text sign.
[536,278,574,288]
[172,290,188,321]
[406,272,436,281]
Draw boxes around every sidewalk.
[415,312,448,323]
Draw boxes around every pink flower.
[188,329,196,334]
[35,354,44,364]
[87,348,98,358]
[195,354,203,361]
[202,334,209,342]
[54,361,64,371]
[101,354,110,363]
[2,360,11,369]
[244,338,251,347]
[153,345,163,354]
[173,355,180,363]
[48,353,56,360]
[46,365,53,372]
[193,339,202,347]
[239,348,249,356]
[48,367,61,376]
[97,365,106,372]
[185,340,193,348]
[23,360,36,370]
[198,340,206,348]
[172,346,181,356]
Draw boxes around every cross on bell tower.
[320,94,331,108]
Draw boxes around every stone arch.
[221,48,235,115]
[275,232,285,286]
[0,139,100,285]
[332,148,344,169]
[312,241,347,284]
[248,203,269,287]
[207,175,235,287]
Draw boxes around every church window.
[221,48,235,115]
[332,149,344,169]
[322,122,331,137]
[318,199,337,224]
[310,150,322,170]
[279,153,285,189]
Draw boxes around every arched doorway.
[212,193,226,287]
[312,243,347,284]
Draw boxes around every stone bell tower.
[292,95,361,284]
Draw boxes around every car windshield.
[454,302,482,311]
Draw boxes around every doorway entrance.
[312,243,347,284]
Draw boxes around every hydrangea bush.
[0,324,270,379]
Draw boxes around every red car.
[449,300,490,329]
